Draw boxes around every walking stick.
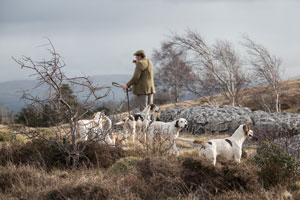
[112,82,131,115]
[126,89,130,115]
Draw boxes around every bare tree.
[183,67,221,105]
[171,30,249,106]
[12,39,110,168]
[152,42,193,103]
[242,35,283,112]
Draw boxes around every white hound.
[198,124,254,166]
[77,112,115,145]
[148,118,188,156]
[116,104,160,143]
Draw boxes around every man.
[122,50,156,111]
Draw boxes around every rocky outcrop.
[160,105,300,134]
[160,105,300,157]
[274,135,300,158]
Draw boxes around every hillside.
[0,123,299,199]
[0,79,299,199]
[0,74,131,112]
[160,78,300,113]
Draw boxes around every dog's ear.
[175,120,179,128]
[149,104,155,111]
[129,115,134,121]
[243,124,249,134]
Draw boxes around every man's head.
[134,50,146,60]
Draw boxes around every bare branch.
[13,39,111,168]
[242,35,283,112]
[170,30,249,106]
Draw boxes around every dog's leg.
[212,157,217,166]
[144,129,147,145]
[124,127,128,143]
[199,146,217,166]
[233,149,242,163]
[142,122,148,144]
[206,150,217,166]
[131,126,136,144]
[149,129,155,150]
[235,157,241,163]
[171,138,179,157]
[105,134,113,145]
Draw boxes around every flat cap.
[133,50,146,57]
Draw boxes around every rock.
[160,105,300,157]
[160,105,253,134]
[274,134,300,157]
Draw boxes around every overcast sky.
[0,0,299,82]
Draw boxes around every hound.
[76,112,115,145]
[198,124,254,166]
[116,104,160,143]
[147,118,188,156]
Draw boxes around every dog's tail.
[193,139,203,144]
[175,137,203,145]
[175,137,194,143]
[114,121,124,126]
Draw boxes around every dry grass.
[0,134,299,199]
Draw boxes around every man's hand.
[122,85,128,91]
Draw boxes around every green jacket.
[127,58,156,95]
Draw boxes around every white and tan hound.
[198,124,254,166]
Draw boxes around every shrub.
[181,157,260,196]
[107,156,141,175]
[16,106,46,127]
[0,139,68,170]
[82,141,125,169]
[0,163,50,197]
[0,139,125,170]
[135,156,184,199]
[132,156,260,199]
[254,141,300,188]
[0,130,16,142]
[0,154,298,199]
[43,184,109,200]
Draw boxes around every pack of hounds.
[76,104,255,166]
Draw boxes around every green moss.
[0,131,16,142]
[0,130,26,144]
[107,156,141,175]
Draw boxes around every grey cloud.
[0,0,300,82]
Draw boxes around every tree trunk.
[276,92,280,112]
[70,120,79,168]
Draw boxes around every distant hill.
[0,74,131,112]
[3,74,299,114]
